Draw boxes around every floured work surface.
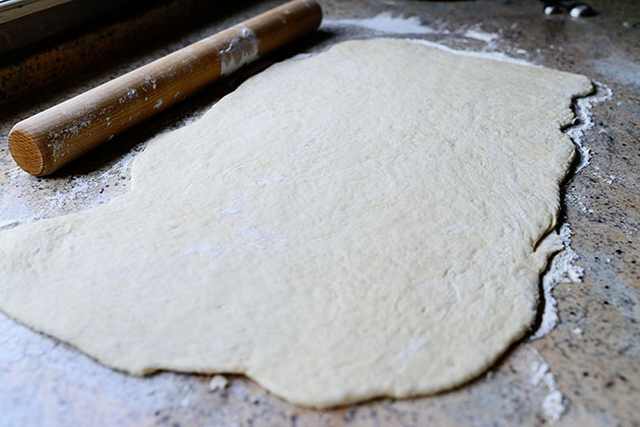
[0,39,591,408]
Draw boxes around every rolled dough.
[0,39,591,408]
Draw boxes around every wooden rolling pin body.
[9,0,322,176]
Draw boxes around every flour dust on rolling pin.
[8,0,322,176]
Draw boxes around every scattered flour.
[144,75,158,90]
[323,14,531,67]
[411,39,534,66]
[0,147,138,227]
[324,14,503,54]
[530,81,612,340]
[208,375,229,392]
[530,351,567,422]
[0,107,204,227]
[530,224,584,340]
[323,12,439,34]
[463,28,499,45]
[567,81,613,172]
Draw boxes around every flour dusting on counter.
[412,39,534,66]
[531,81,612,340]
[0,106,202,229]
[530,352,568,422]
[323,12,440,34]
[567,81,613,172]
[323,14,505,52]
[463,27,499,48]
[531,225,583,340]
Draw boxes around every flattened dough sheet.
[0,39,592,407]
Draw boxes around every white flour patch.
[530,225,583,340]
[46,153,136,215]
[0,149,139,227]
[46,116,94,161]
[219,25,259,76]
[208,375,229,392]
[567,81,613,172]
[411,39,535,66]
[463,27,499,46]
[323,13,440,35]
[569,193,594,214]
[529,351,567,422]
[591,164,618,185]
[324,15,505,53]
[530,82,612,340]
[144,75,158,90]
[1,113,199,225]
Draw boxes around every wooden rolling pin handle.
[8,0,322,176]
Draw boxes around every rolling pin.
[8,0,322,176]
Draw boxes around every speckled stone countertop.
[0,1,638,426]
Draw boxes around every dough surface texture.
[0,39,591,408]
